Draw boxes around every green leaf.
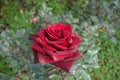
[49,74,62,80]
[66,19,72,23]
[29,64,46,75]
[80,69,91,80]
[87,49,100,57]
[15,29,25,38]
[73,18,79,23]
[36,77,47,80]
[74,69,82,80]
[0,73,7,80]
[9,59,18,68]
[90,16,99,23]
[82,64,99,69]
[65,75,75,80]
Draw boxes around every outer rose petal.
[51,59,74,72]
[65,51,82,61]
[35,38,56,51]
[56,49,77,56]
[52,49,78,61]
[51,51,82,72]
[42,48,65,61]
[43,47,81,63]
[30,34,37,42]
[69,34,82,49]
[31,43,46,54]
[37,28,46,41]
[32,49,39,63]
[37,52,55,63]
[46,38,67,50]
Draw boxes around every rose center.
[55,29,64,38]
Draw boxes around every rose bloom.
[30,23,82,72]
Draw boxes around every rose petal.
[46,24,59,40]
[54,32,70,46]
[56,23,72,40]
[43,48,64,61]
[65,50,82,61]
[56,49,77,56]
[42,47,65,61]
[46,23,72,41]
[69,34,82,49]
[53,50,81,61]
[51,59,74,72]
[52,55,65,61]
[56,23,72,34]
[37,52,55,63]
[31,43,46,54]
[30,34,37,42]
[46,38,67,50]
[51,27,62,38]
[37,28,46,41]
[32,49,39,63]
[35,38,56,51]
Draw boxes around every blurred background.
[0,0,120,80]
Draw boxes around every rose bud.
[31,17,38,23]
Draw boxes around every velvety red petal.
[43,47,65,61]
[56,23,72,40]
[56,49,77,56]
[52,55,65,61]
[46,38,67,50]
[37,52,55,63]
[37,28,46,41]
[51,59,75,72]
[52,38,69,47]
[56,23,72,34]
[30,34,37,42]
[42,47,55,56]
[52,31,71,47]
[52,50,81,62]
[46,24,59,40]
[55,32,71,46]
[32,49,39,63]
[51,29,62,38]
[46,23,73,41]
[35,38,56,51]
[65,50,82,61]
[51,51,82,72]
[31,43,46,54]
[69,34,82,49]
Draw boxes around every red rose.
[31,23,82,72]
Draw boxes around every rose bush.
[30,23,82,72]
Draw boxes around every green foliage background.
[0,0,120,80]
